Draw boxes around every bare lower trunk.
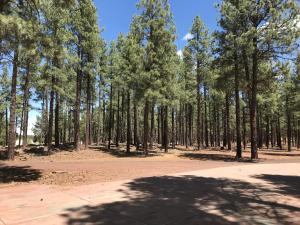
[143,100,150,155]
[8,49,19,160]
[250,37,258,159]
[126,90,131,153]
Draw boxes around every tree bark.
[225,94,231,150]
[250,37,258,159]
[8,49,19,160]
[108,83,113,150]
[22,63,30,149]
[150,101,155,149]
[47,77,55,152]
[74,50,82,151]
[126,90,131,154]
[172,108,175,149]
[116,90,120,148]
[54,92,60,147]
[234,49,242,158]
[164,105,169,153]
[143,100,150,155]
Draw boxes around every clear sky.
[27,0,221,135]
[95,0,221,50]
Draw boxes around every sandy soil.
[0,145,300,186]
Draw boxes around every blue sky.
[27,0,221,135]
[95,0,221,50]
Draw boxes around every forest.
[0,0,299,161]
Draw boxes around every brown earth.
[0,144,300,186]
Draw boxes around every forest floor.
[0,144,299,186]
[0,145,300,224]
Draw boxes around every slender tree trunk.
[266,114,270,149]
[47,78,55,152]
[172,108,175,149]
[97,86,102,145]
[116,91,120,148]
[242,104,247,150]
[74,50,82,151]
[297,120,300,149]
[134,101,138,147]
[54,92,60,147]
[8,49,19,160]
[286,96,292,151]
[234,49,242,158]
[22,63,31,149]
[108,84,113,150]
[223,107,227,148]
[276,114,282,149]
[157,106,160,144]
[150,101,155,149]
[143,100,150,155]
[44,88,49,145]
[226,94,231,150]
[126,90,131,153]
[204,86,209,148]
[164,105,169,153]
[5,106,8,147]
[102,98,106,143]
[18,106,23,147]
[196,64,201,150]
[250,37,258,159]
[85,73,91,149]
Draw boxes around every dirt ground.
[1,145,300,187]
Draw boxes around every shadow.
[179,153,258,163]
[62,175,300,225]
[0,164,42,183]
[261,153,300,157]
[90,145,161,158]
[253,174,300,198]
[24,143,75,157]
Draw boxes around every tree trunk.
[266,114,270,149]
[150,101,155,149]
[196,63,201,150]
[286,97,292,151]
[223,107,227,148]
[157,106,160,144]
[226,94,231,150]
[164,105,169,153]
[22,63,31,149]
[8,49,19,160]
[54,92,60,147]
[74,50,82,151]
[134,101,138,148]
[47,78,55,152]
[276,114,282,149]
[234,49,242,158]
[126,90,131,154]
[116,91,120,148]
[143,100,150,155]
[97,86,102,145]
[85,73,91,149]
[5,105,8,147]
[204,86,209,148]
[172,108,175,149]
[108,84,113,150]
[250,37,258,159]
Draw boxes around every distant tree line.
[0,0,299,160]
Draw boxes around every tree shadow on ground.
[62,175,300,225]
[90,145,161,158]
[179,153,259,163]
[23,143,75,157]
[261,153,300,157]
[253,174,300,198]
[0,164,42,183]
